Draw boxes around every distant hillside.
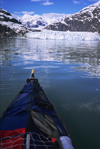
[45,1,100,33]
[0,9,29,37]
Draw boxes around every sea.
[0,37,100,149]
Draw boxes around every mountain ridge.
[0,1,100,37]
[0,9,30,37]
[21,13,67,30]
[45,1,100,32]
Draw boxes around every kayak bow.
[0,69,75,149]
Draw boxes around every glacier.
[25,30,100,41]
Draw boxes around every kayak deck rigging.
[0,69,75,149]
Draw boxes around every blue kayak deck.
[0,78,69,149]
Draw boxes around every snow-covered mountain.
[45,0,100,32]
[0,9,30,37]
[21,13,67,30]
[0,0,100,37]
[21,14,47,29]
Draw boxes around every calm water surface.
[0,38,100,149]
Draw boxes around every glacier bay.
[0,38,100,149]
[26,30,100,41]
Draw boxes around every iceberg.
[25,30,100,41]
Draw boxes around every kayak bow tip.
[31,69,35,78]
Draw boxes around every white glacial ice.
[25,30,100,41]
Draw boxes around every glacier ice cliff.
[25,30,100,41]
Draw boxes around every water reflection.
[0,38,100,77]
[61,99,100,113]
[0,38,100,148]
